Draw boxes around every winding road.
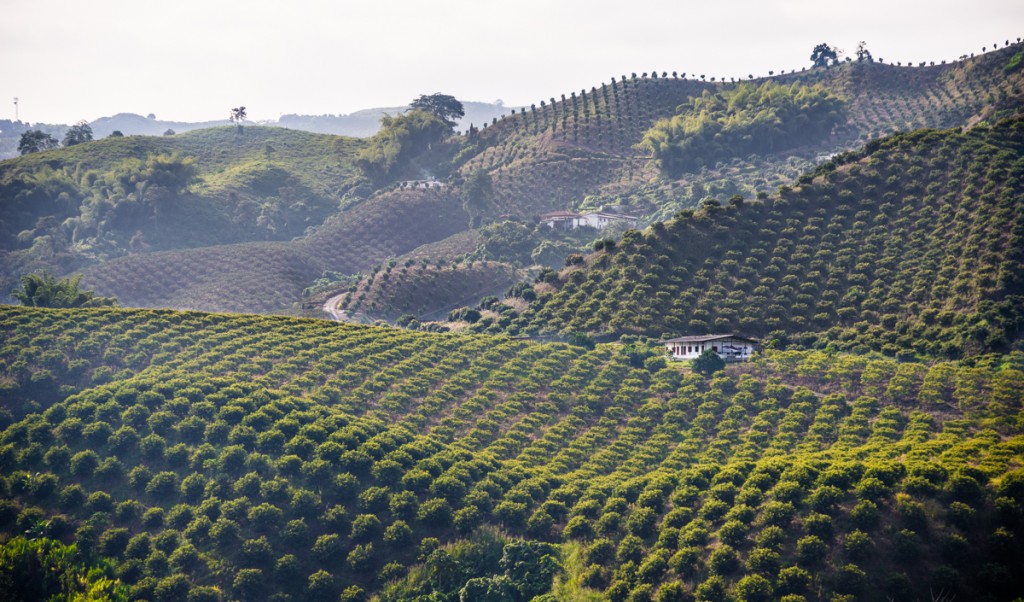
[322,292,348,322]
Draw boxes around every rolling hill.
[0,305,1021,600]
[456,42,1024,222]
[0,102,515,161]
[0,126,366,300]
[77,187,470,313]
[3,37,1024,602]
[3,42,1023,319]
[507,116,1024,358]
[336,259,526,324]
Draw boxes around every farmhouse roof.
[583,212,639,220]
[661,334,759,344]
[542,211,582,219]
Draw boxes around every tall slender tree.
[230,107,247,134]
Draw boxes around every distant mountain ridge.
[277,101,523,137]
[0,101,517,159]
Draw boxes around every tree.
[461,169,493,227]
[62,121,93,146]
[856,41,873,63]
[410,93,464,130]
[566,332,595,350]
[811,43,838,68]
[109,130,124,137]
[17,130,59,155]
[163,129,175,136]
[0,537,127,601]
[692,349,725,376]
[230,107,247,134]
[11,273,117,308]
[355,110,450,183]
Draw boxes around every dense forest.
[642,82,846,177]
[0,306,1022,601]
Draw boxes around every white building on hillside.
[541,211,582,231]
[663,334,758,362]
[576,212,639,230]
[399,180,447,190]
[540,210,639,231]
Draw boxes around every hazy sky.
[2,0,1022,124]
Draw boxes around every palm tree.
[12,273,117,308]
[230,106,247,134]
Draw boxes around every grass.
[548,542,604,601]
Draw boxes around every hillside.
[456,43,1024,223]
[278,101,521,138]
[334,259,526,324]
[0,305,1021,601]
[3,43,1023,317]
[88,114,231,139]
[0,102,515,161]
[508,117,1024,357]
[0,126,366,299]
[77,187,469,313]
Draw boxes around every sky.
[2,0,1023,124]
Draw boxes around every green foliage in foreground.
[520,119,1024,357]
[642,81,846,177]
[692,350,726,377]
[0,536,127,601]
[0,306,1022,601]
[12,272,117,308]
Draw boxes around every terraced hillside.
[0,306,1022,601]
[77,187,469,313]
[5,44,1023,316]
[511,117,1024,358]
[336,259,525,324]
[0,127,365,298]
[459,43,1024,221]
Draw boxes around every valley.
[1,34,1024,602]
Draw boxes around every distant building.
[540,210,639,231]
[663,334,758,362]
[399,180,447,190]
[541,211,582,231]
[576,212,639,230]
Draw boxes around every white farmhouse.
[575,212,639,230]
[540,210,640,231]
[399,179,447,190]
[541,211,583,231]
[663,334,758,362]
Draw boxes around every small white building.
[540,210,640,231]
[541,211,582,231]
[663,334,758,362]
[576,212,639,230]
[399,179,447,190]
